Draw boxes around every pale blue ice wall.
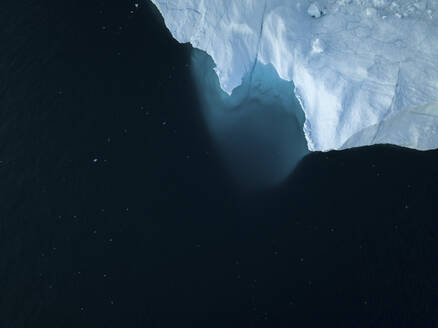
[191,49,309,189]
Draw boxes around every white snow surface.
[151,0,438,151]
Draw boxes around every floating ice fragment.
[307,2,323,18]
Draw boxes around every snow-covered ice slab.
[151,0,438,151]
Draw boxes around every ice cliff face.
[151,0,438,151]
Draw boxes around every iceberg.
[151,0,438,151]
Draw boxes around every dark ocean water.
[2,1,438,327]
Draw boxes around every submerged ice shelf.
[191,49,308,188]
[151,0,438,151]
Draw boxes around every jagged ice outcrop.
[151,0,438,151]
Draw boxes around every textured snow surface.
[151,0,438,151]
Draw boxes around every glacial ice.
[151,0,438,151]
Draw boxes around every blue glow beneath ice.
[191,49,309,189]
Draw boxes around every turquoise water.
[191,49,309,189]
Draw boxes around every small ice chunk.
[311,38,325,54]
[365,7,377,16]
[308,2,322,18]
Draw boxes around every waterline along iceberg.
[190,48,309,188]
[151,0,438,151]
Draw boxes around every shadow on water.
[191,49,309,190]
